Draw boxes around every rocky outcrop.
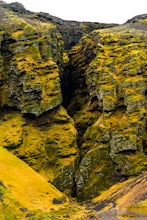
[0,107,79,194]
[0,2,147,215]
[0,1,119,199]
[127,13,147,23]
[67,18,147,200]
[0,6,63,116]
[2,1,117,50]
[0,2,79,197]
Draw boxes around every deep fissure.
[59,47,97,199]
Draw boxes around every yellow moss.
[12,30,24,38]
[0,113,25,148]
[63,51,69,65]
[0,146,89,219]
[0,146,65,211]
[0,107,78,195]
[71,21,147,200]
[128,200,147,214]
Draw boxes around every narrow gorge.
[0,1,147,219]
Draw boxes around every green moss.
[0,146,90,219]
[0,107,79,195]
[0,12,64,116]
[23,24,37,36]
[0,113,25,149]
[68,21,147,200]
[76,145,115,200]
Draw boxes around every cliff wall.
[67,18,147,200]
[0,1,147,218]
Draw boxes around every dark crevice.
[61,52,96,112]
[60,65,73,108]
[59,35,101,199]
[2,105,19,113]
[1,34,15,71]
[116,149,137,155]
[60,61,89,111]
[143,139,147,155]
[71,176,77,198]
[60,52,98,199]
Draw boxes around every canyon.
[0,1,147,219]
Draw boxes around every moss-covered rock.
[0,1,147,208]
[0,146,92,220]
[75,144,114,201]
[0,106,79,195]
[68,19,147,200]
[0,5,81,196]
[0,6,63,116]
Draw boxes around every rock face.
[67,18,147,200]
[0,107,78,194]
[0,1,119,199]
[0,5,63,116]
[2,1,117,50]
[0,2,79,196]
[0,1,147,211]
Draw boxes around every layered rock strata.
[0,2,78,196]
[0,1,146,207]
[67,18,147,200]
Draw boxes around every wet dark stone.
[20,207,28,212]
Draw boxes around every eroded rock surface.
[0,5,63,116]
[3,1,117,50]
[67,17,147,200]
[0,2,147,214]
[0,2,78,195]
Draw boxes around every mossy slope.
[0,106,79,195]
[92,172,147,219]
[0,146,90,219]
